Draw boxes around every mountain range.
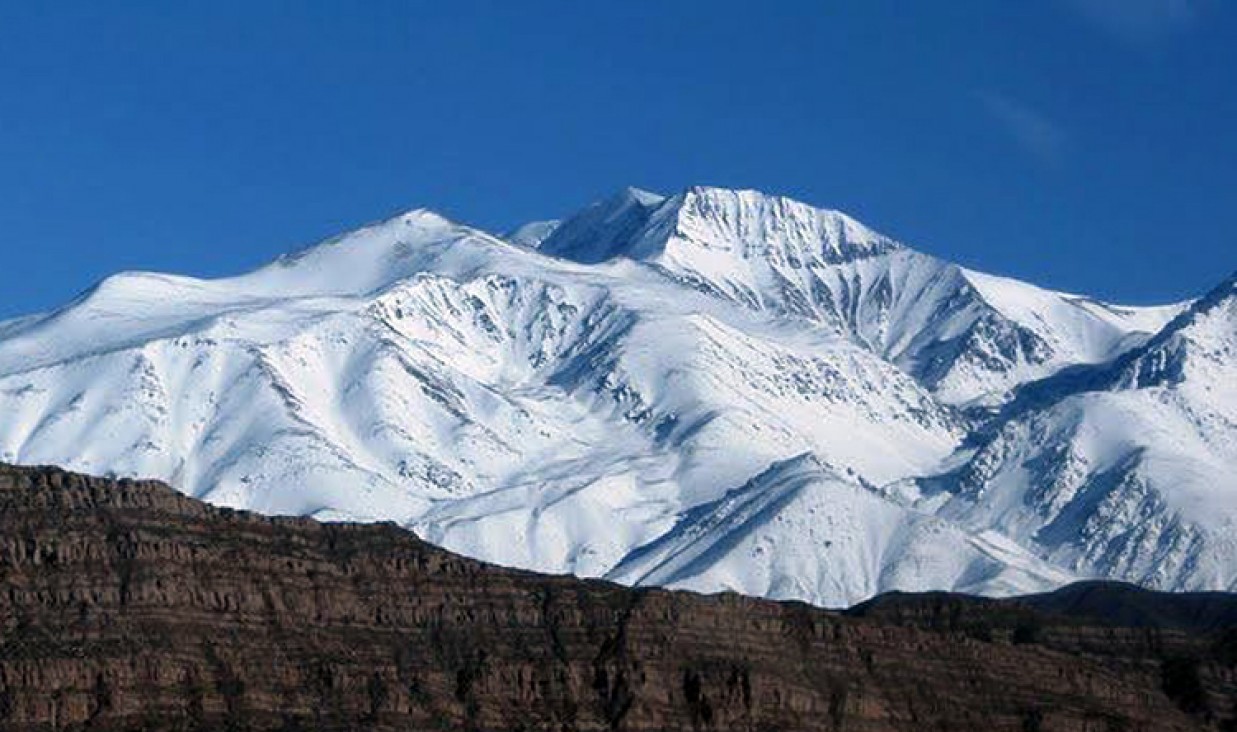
[0,185,1232,608]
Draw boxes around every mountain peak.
[617,185,665,207]
[667,186,898,264]
[393,207,456,227]
[232,206,492,299]
[505,220,561,249]
[536,187,668,263]
[537,185,900,267]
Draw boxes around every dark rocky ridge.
[1,463,1235,731]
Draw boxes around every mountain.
[2,462,1234,731]
[538,187,1183,405]
[605,454,1072,603]
[912,272,1237,593]
[0,185,1224,608]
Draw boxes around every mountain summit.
[0,186,1225,607]
[539,186,895,267]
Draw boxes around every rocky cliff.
[1,463,1235,731]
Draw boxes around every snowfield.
[0,185,1228,607]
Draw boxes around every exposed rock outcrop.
[1,463,1234,730]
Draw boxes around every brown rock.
[0,463,1232,731]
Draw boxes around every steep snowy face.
[536,187,666,263]
[540,186,899,276]
[540,187,1179,404]
[919,276,1237,593]
[1111,273,1237,394]
[650,186,900,267]
[0,185,1220,608]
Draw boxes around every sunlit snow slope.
[1,185,1220,607]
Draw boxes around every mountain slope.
[0,194,969,605]
[0,185,1223,608]
[539,187,1181,404]
[915,273,1237,592]
[606,454,1072,604]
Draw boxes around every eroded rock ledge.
[0,463,1234,731]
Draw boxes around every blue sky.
[0,1,1233,318]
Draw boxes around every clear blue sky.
[1,1,1233,318]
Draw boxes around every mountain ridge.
[0,184,1230,608]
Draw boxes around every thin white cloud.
[1064,0,1205,43]
[979,93,1067,167]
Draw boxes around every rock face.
[1,463,1236,731]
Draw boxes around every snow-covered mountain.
[0,185,1223,607]
[540,188,1181,405]
[911,273,1237,593]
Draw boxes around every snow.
[606,454,1072,606]
[0,185,1228,607]
[916,278,1237,592]
[505,220,561,249]
[962,268,1185,368]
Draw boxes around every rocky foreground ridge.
[2,462,1237,731]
